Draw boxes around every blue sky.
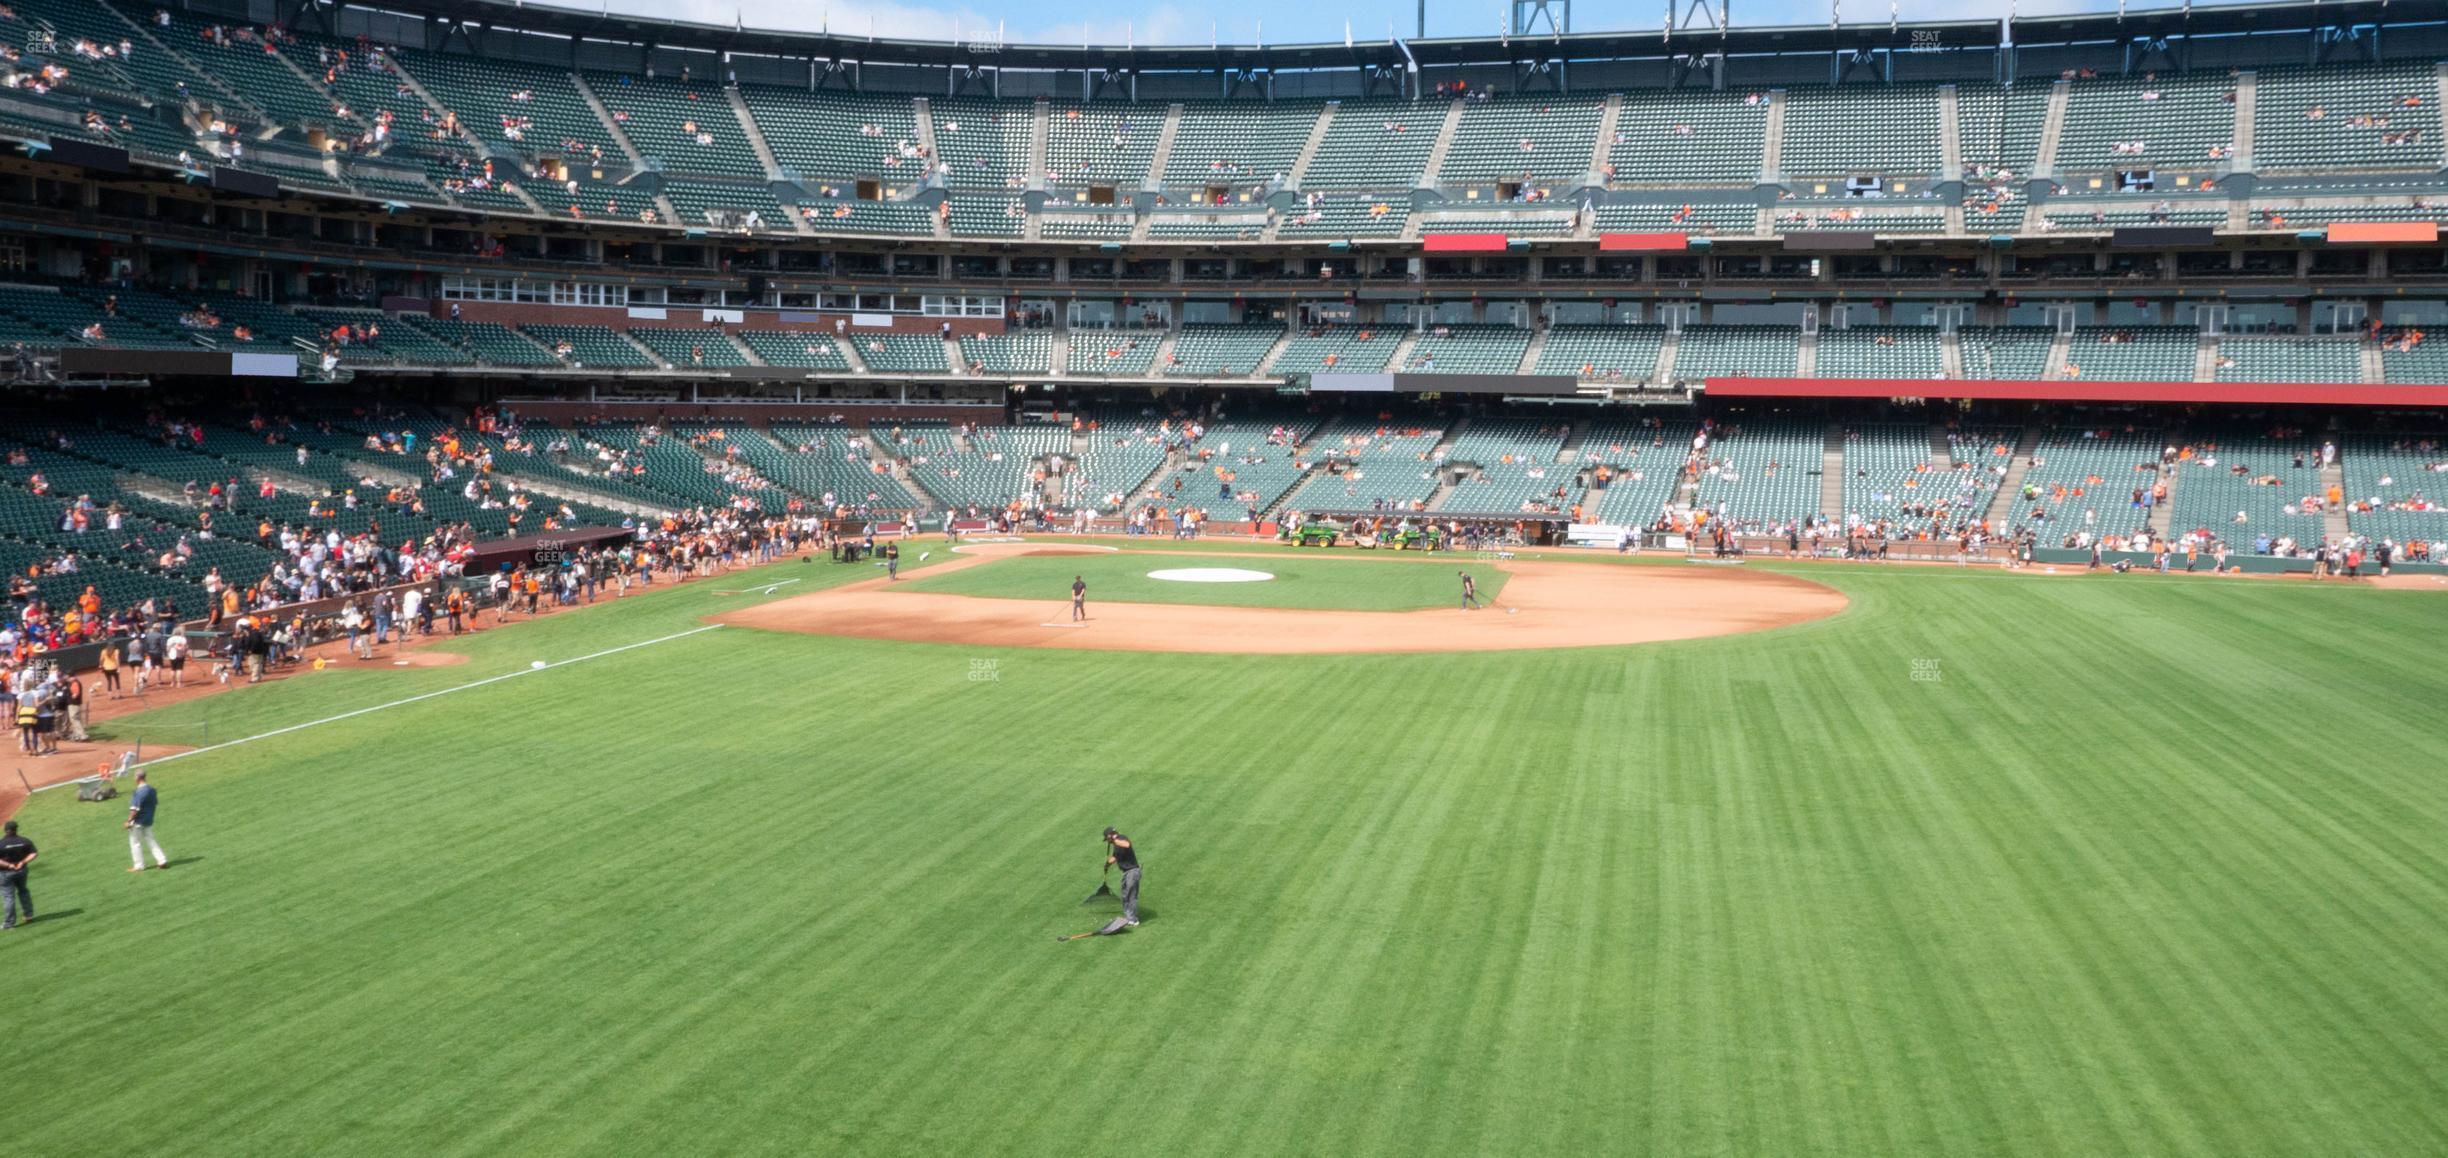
[574,0,2134,48]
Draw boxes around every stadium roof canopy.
[323,0,2437,71]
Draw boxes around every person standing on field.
[1071,575,1087,622]
[1104,827,1140,927]
[0,820,35,928]
[126,771,168,872]
[1459,571,1481,610]
[60,671,86,742]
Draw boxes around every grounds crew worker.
[1104,828,1140,928]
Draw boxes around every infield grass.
[896,549,1510,610]
[5,550,2446,1156]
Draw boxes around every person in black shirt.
[0,820,35,929]
[1459,571,1481,611]
[1071,576,1087,622]
[1104,827,1140,927]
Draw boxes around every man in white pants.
[126,771,169,872]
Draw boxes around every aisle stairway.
[1819,423,1844,521]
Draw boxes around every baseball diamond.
[0,0,2446,1153]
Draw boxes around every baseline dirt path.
[717,543,1848,654]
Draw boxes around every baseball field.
[6,542,2445,1155]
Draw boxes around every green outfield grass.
[6,554,2447,1155]
[896,549,1510,610]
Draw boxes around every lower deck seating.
[2340,433,2448,545]
[1289,418,1445,510]
[765,425,923,509]
[1437,418,1572,515]
[1573,418,1700,527]
[2009,429,2165,544]
[1688,417,1823,531]
[2164,431,2329,549]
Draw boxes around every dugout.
[462,527,633,575]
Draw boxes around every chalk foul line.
[714,578,805,595]
[126,624,726,773]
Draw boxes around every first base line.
[714,578,804,595]
[120,624,727,776]
[1038,622,1090,628]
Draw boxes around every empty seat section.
[2164,429,2327,548]
[1535,324,1664,383]
[1417,214,1573,236]
[2253,63,2441,173]
[1401,325,1529,374]
[2379,329,2448,384]
[1069,330,1162,376]
[1147,215,1269,240]
[397,50,619,161]
[1961,326,2056,379]
[737,330,853,370]
[1608,89,1769,184]
[1298,101,1441,189]
[2009,428,2163,543]
[856,334,952,373]
[1778,86,1942,178]
[1038,212,1135,240]
[1839,423,1995,536]
[1689,417,1824,531]
[931,100,1032,190]
[1164,102,1320,184]
[766,424,923,509]
[1574,418,1701,527]
[1815,326,1944,379]
[1437,418,1572,516]
[522,324,653,368]
[1592,201,1755,234]
[1672,325,1799,379]
[944,193,1025,237]
[629,327,751,367]
[1164,324,1282,377]
[660,180,796,231]
[1044,104,1156,186]
[1440,97,1602,183]
[403,318,560,365]
[1276,196,1408,238]
[1294,418,1445,510]
[2061,327,2197,381]
[2054,70,2234,174]
[1272,325,1398,375]
[2213,337,2363,383]
[740,88,917,182]
[2340,433,2448,544]
[957,331,1051,374]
